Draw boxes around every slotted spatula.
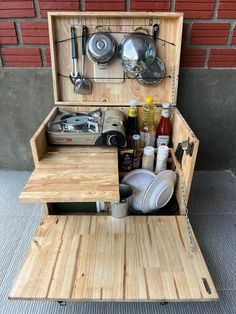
[74,25,92,95]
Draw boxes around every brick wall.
[0,0,235,68]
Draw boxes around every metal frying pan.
[137,24,165,87]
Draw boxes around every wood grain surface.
[48,12,183,105]
[10,215,218,301]
[19,146,119,203]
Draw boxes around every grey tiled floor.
[0,170,235,314]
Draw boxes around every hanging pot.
[137,24,165,87]
[118,27,156,75]
[86,26,117,69]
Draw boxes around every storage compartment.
[20,104,198,216]
[10,12,217,302]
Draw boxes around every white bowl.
[121,169,156,211]
[141,170,177,213]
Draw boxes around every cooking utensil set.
[70,24,165,92]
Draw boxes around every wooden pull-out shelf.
[10,215,218,301]
[19,146,119,203]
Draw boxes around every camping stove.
[47,108,126,147]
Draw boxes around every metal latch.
[175,139,194,165]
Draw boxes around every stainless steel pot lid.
[137,57,165,86]
[87,32,117,65]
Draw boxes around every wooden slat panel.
[9,215,218,301]
[48,12,183,105]
[19,146,119,203]
[171,108,199,213]
[30,107,58,166]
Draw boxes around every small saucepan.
[86,26,117,69]
[137,24,165,87]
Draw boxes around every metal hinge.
[202,278,212,294]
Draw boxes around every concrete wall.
[0,69,54,170]
[178,69,236,173]
[0,68,235,172]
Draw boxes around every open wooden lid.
[48,12,183,106]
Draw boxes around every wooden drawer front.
[10,215,218,301]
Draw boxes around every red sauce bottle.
[156,103,172,147]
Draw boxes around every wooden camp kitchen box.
[9,12,218,302]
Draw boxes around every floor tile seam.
[190,212,236,215]
[0,236,29,292]
[216,288,236,291]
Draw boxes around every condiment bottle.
[119,150,133,172]
[142,146,155,172]
[140,97,156,147]
[126,99,139,147]
[156,103,172,147]
[132,134,142,169]
[155,145,169,174]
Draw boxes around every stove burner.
[48,109,102,134]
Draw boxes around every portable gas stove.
[47,108,126,147]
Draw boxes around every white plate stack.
[122,169,177,213]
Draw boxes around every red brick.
[39,0,79,18]
[232,25,236,45]
[0,22,17,44]
[1,48,42,67]
[0,1,33,9]
[0,1,35,18]
[21,22,49,45]
[191,23,229,45]
[180,48,206,68]
[208,49,236,68]
[192,23,229,30]
[218,1,236,18]
[86,0,123,2]
[86,1,125,11]
[45,47,51,67]
[175,0,214,19]
[131,1,170,11]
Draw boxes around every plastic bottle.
[142,146,155,172]
[126,100,139,148]
[132,134,142,169]
[155,145,169,174]
[140,97,156,147]
[156,103,172,147]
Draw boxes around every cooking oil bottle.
[140,97,156,147]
